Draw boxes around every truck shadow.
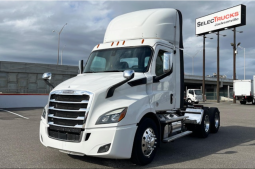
[68,126,255,168]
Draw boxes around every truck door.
[151,45,175,111]
[188,90,194,101]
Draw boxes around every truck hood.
[53,72,145,93]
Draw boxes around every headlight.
[96,108,127,125]
[42,108,46,119]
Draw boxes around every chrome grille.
[47,90,93,142]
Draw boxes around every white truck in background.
[234,76,255,104]
[40,8,220,165]
[186,89,203,104]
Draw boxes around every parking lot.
[1,102,255,168]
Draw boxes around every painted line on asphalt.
[0,109,29,120]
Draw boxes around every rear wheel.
[131,118,159,165]
[240,101,246,104]
[194,109,210,138]
[209,108,220,133]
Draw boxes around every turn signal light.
[118,108,127,122]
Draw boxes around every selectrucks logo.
[197,11,239,27]
[196,5,246,35]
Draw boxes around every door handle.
[170,94,173,104]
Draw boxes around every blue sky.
[0,1,254,79]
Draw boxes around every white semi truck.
[40,8,220,165]
[186,89,203,104]
[233,77,255,104]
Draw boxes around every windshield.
[194,90,202,95]
[84,46,152,73]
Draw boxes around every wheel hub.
[141,128,156,157]
[204,115,210,132]
[214,112,219,128]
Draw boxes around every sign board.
[196,4,246,35]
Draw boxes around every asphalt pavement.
[1,102,255,168]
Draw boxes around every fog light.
[97,143,111,153]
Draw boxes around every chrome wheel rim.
[204,115,210,132]
[141,128,156,157]
[215,112,219,128]
[188,99,191,103]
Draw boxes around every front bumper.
[40,120,137,159]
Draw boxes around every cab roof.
[103,8,178,44]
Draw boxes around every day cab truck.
[234,76,255,104]
[40,8,221,165]
[185,89,203,104]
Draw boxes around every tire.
[194,109,210,138]
[240,101,246,104]
[208,108,220,133]
[131,118,159,166]
[187,99,192,104]
[195,101,199,104]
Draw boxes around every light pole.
[61,45,66,65]
[237,43,245,80]
[230,29,242,103]
[211,32,226,103]
[53,23,67,65]
[190,49,201,75]
[202,35,213,102]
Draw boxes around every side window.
[189,90,194,95]
[155,50,166,76]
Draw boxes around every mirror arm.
[43,79,55,89]
[153,64,173,83]
[106,73,134,98]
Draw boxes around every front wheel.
[187,99,192,104]
[131,118,159,165]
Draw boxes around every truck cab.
[186,89,203,104]
[40,8,220,165]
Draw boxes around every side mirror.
[79,60,84,74]
[163,52,173,73]
[123,70,135,79]
[42,72,54,88]
[42,72,52,80]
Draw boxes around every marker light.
[117,41,119,46]
[97,44,100,48]
[122,41,125,45]
[141,39,144,44]
[111,42,114,46]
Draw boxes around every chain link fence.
[205,91,234,101]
